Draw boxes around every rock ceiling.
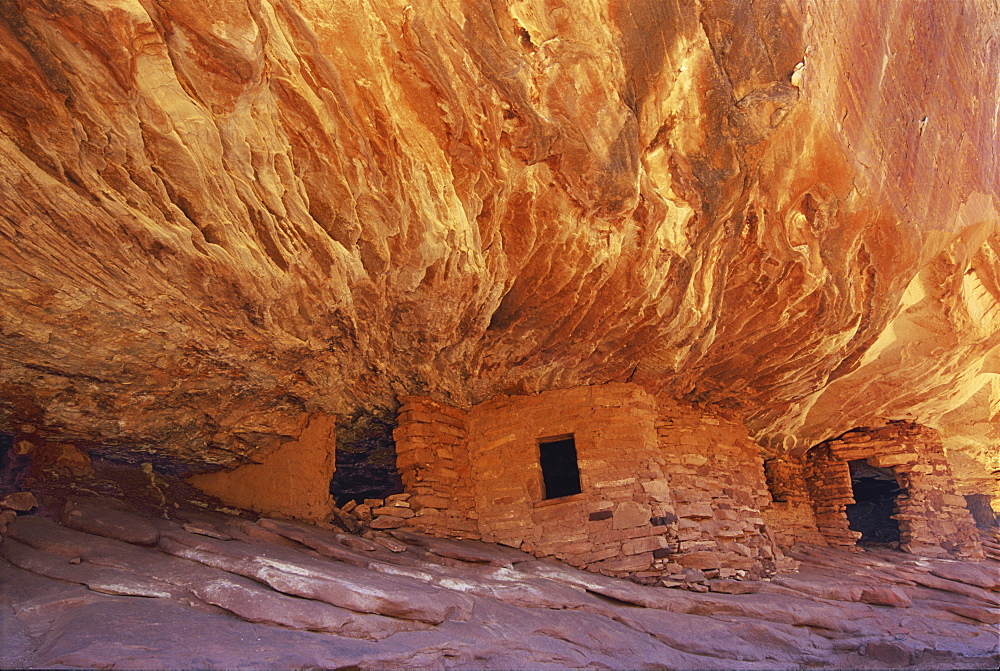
[0,1,997,489]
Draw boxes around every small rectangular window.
[539,436,582,499]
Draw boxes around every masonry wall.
[395,383,786,579]
[804,422,984,560]
[395,384,678,574]
[393,396,477,538]
[760,457,829,549]
[462,383,677,575]
[655,397,789,576]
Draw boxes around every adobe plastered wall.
[395,383,785,578]
[187,413,337,522]
[804,422,984,560]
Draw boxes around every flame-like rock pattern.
[0,1,997,492]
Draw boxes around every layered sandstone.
[3,490,999,669]
[0,0,996,502]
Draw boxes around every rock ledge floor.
[1,485,998,669]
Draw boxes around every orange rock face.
[0,1,996,497]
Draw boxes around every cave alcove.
[330,408,403,505]
[846,459,902,545]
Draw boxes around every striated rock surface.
[0,0,997,494]
[2,492,999,669]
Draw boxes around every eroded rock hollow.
[0,1,997,507]
[2,3,1000,668]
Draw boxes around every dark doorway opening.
[329,409,403,506]
[763,459,786,502]
[0,432,28,495]
[846,460,901,545]
[964,494,998,529]
[0,432,12,490]
[539,436,581,500]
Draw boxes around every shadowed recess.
[330,409,403,505]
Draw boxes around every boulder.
[369,516,406,529]
[865,639,913,667]
[677,551,722,570]
[860,586,913,608]
[0,492,38,511]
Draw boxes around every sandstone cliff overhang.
[0,0,996,492]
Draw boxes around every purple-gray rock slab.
[191,575,432,640]
[390,528,532,566]
[930,561,1000,592]
[60,497,160,546]
[30,599,378,670]
[158,528,475,623]
[257,517,378,566]
[0,537,184,599]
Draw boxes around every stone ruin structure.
[769,422,983,559]
[387,382,985,581]
[167,380,987,583]
[0,0,998,664]
[393,382,785,580]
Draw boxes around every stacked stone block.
[464,384,676,576]
[803,445,865,549]
[804,422,984,560]
[0,491,38,538]
[393,397,478,538]
[654,397,787,577]
[760,457,829,549]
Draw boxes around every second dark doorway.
[846,459,902,545]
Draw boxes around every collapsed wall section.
[804,422,983,559]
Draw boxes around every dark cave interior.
[846,459,902,545]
